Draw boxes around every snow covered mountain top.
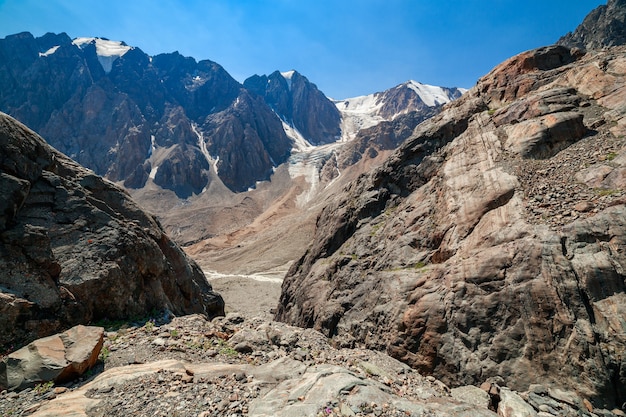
[72,37,133,73]
[404,80,467,106]
[333,80,467,141]
[280,70,296,89]
[72,37,133,58]
[336,80,465,114]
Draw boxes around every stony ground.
[2,312,623,417]
[0,313,476,417]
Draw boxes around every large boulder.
[276,45,626,410]
[0,325,104,391]
[0,112,224,350]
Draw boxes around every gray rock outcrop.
[0,112,224,349]
[277,44,626,410]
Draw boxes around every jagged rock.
[503,111,587,159]
[277,43,626,411]
[0,32,292,195]
[200,90,292,192]
[0,325,103,391]
[335,109,439,170]
[451,385,491,410]
[0,112,224,349]
[558,0,626,50]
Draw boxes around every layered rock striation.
[277,44,626,410]
[0,112,224,349]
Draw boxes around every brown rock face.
[0,112,224,349]
[277,46,626,409]
[0,325,104,391]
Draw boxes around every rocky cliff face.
[276,44,626,409]
[335,108,441,170]
[558,0,626,50]
[244,70,342,146]
[0,112,224,350]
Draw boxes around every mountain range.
[0,32,464,198]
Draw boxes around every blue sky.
[0,0,605,99]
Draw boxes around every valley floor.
[206,272,283,320]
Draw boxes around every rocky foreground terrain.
[3,312,622,417]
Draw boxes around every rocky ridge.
[558,0,626,50]
[0,32,291,195]
[3,313,619,417]
[0,32,461,199]
[276,44,626,411]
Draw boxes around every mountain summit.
[558,0,626,49]
[244,70,342,146]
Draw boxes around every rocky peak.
[0,32,294,197]
[334,81,466,141]
[244,69,342,146]
[558,0,626,50]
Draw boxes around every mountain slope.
[276,44,626,409]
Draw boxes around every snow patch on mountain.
[72,37,132,73]
[39,45,60,57]
[405,80,453,107]
[149,165,159,180]
[333,94,386,141]
[288,143,342,207]
[192,123,219,176]
[282,121,313,152]
[281,70,295,89]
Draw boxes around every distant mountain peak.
[244,69,341,146]
[334,80,466,141]
[280,69,296,79]
[403,80,468,107]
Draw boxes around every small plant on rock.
[34,380,54,395]
[99,345,110,362]
[144,319,155,333]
